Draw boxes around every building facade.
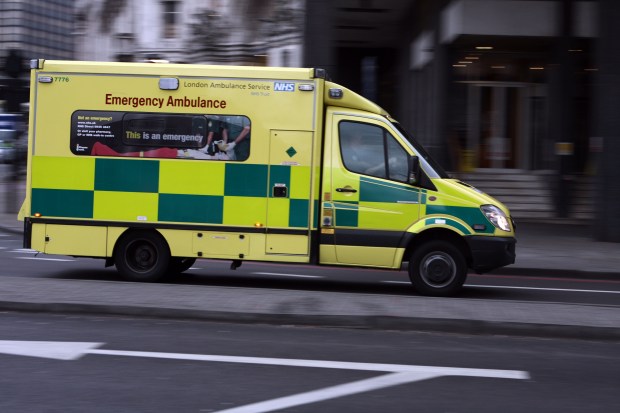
[306,0,597,173]
[304,0,605,223]
[3,0,619,236]
[0,0,75,112]
[405,0,597,174]
[73,0,304,66]
[0,0,75,61]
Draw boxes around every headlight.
[481,205,511,232]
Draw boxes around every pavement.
[0,178,619,340]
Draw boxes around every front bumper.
[466,235,516,273]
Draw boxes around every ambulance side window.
[339,121,409,183]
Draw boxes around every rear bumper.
[466,235,516,273]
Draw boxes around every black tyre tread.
[168,257,196,274]
[408,240,467,297]
[114,230,170,282]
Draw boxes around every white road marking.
[253,272,322,279]
[16,257,74,262]
[0,340,528,377]
[7,248,72,261]
[383,281,620,294]
[213,372,440,413]
[89,350,528,379]
[0,341,102,360]
[469,284,620,294]
[0,340,529,412]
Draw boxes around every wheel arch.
[404,227,472,268]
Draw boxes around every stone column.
[594,0,620,241]
[303,0,336,79]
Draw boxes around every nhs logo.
[274,82,295,92]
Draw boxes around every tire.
[114,230,170,282]
[408,240,467,296]
[168,257,196,274]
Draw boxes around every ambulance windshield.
[391,121,449,179]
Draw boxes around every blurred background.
[1,0,619,242]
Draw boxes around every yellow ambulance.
[20,59,516,296]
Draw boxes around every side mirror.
[408,155,420,185]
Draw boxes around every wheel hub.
[128,243,157,272]
[137,247,153,265]
[421,253,456,287]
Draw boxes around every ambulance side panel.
[24,62,324,263]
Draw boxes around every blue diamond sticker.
[286,147,297,158]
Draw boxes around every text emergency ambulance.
[19,59,516,296]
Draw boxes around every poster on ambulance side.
[70,110,209,158]
[70,110,250,160]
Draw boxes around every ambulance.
[20,59,516,296]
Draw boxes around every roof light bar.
[159,78,179,90]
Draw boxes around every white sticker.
[137,216,147,221]
[434,219,446,224]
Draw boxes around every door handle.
[336,187,358,193]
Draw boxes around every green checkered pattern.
[331,176,493,234]
[30,157,316,228]
[332,176,421,230]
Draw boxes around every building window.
[162,1,179,39]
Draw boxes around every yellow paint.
[159,161,225,195]
[43,224,107,256]
[266,234,308,255]
[223,196,268,227]
[290,166,312,199]
[93,191,159,222]
[335,245,397,268]
[32,157,95,190]
[192,232,250,258]
[266,198,290,227]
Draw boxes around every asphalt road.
[1,312,618,413]
[1,232,619,306]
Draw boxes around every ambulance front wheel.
[408,241,467,296]
[115,230,170,282]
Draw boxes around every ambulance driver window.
[340,121,409,182]
[70,110,251,161]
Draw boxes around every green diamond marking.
[286,147,297,158]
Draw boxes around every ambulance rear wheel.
[115,230,170,282]
[408,241,467,296]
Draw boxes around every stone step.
[451,170,594,222]
[463,181,549,191]
[458,174,544,183]
[511,211,555,219]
